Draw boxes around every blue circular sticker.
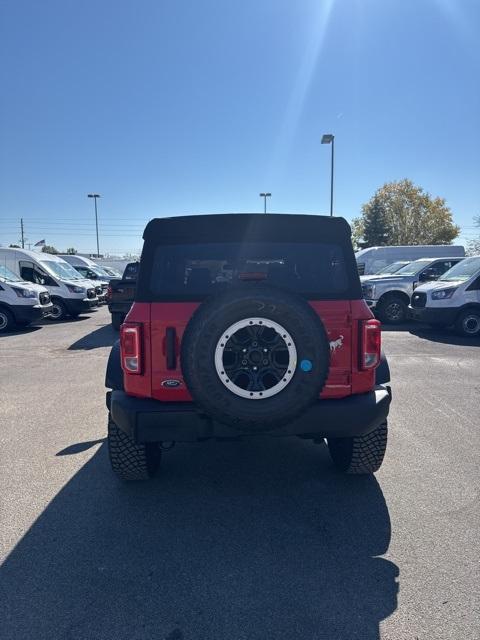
[300,359,313,372]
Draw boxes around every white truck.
[409,256,480,336]
[355,245,465,275]
[0,264,53,332]
[0,248,99,321]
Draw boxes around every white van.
[0,248,99,321]
[0,264,53,332]
[355,245,465,275]
[409,256,480,336]
[59,254,110,301]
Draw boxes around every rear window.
[148,242,350,300]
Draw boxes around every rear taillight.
[121,323,143,374]
[360,319,381,370]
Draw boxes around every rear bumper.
[408,305,457,325]
[107,387,392,443]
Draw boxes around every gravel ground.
[1,307,479,640]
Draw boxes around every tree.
[351,179,460,247]
[466,215,480,256]
[65,247,77,254]
[9,244,21,248]
[41,245,59,255]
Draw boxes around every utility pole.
[20,218,25,248]
[321,134,335,216]
[87,193,101,257]
[259,192,271,214]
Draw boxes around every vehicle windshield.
[0,265,23,282]
[102,266,122,277]
[376,261,410,275]
[91,266,111,278]
[41,260,82,281]
[438,257,480,282]
[394,259,433,276]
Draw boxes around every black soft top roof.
[143,213,352,244]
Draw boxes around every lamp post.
[321,134,335,216]
[259,192,271,214]
[87,193,101,257]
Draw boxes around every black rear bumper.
[107,387,391,443]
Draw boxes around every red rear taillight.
[360,319,381,370]
[121,323,143,374]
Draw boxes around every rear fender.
[105,340,124,390]
[375,350,390,385]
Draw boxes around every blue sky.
[1,0,479,255]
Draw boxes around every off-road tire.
[49,298,68,322]
[327,422,388,474]
[181,284,330,432]
[455,309,480,337]
[0,307,15,333]
[111,313,123,331]
[107,415,161,480]
[377,296,408,324]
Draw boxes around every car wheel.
[455,309,480,337]
[181,285,330,432]
[107,414,161,480]
[49,299,68,321]
[0,308,15,333]
[111,313,124,331]
[327,422,388,474]
[378,296,408,324]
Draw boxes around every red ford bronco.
[105,214,391,480]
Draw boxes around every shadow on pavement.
[381,322,480,346]
[0,439,398,640]
[0,325,42,337]
[56,439,106,455]
[68,324,116,350]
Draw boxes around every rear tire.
[327,422,388,474]
[49,299,68,322]
[377,296,408,324]
[0,308,15,333]
[107,415,161,480]
[455,309,480,337]
[111,313,124,331]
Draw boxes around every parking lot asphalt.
[1,307,479,640]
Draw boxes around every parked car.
[0,264,53,332]
[107,261,139,330]
[98,265,123,278]
[355,245,465,275]
[105,213,391,480]
[0,248,99,321]
[361,257,464,323]
[409,256,480,336]
[59,255,110,303]
[360,260,411,281]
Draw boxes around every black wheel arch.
[105,339,124,390]
[377,290,410,306]
[375,350,390,385]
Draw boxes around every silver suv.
[362,257,464,323]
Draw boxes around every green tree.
[65,247,77,254]
[9,244,21,248]
[41,245,59,255]
[351,179,460,247]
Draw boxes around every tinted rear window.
[148,242,350,300]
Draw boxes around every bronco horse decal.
[329,335,344,352]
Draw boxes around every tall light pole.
[321,134,335,216]
[87,193,101,257]
[259,192,271,214]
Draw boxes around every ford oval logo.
[161,379,182,388]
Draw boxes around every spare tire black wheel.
[181,285,330,432]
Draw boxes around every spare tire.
[181,285,330,432]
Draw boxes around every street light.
[321,134,335,216]
[259,192,271,214]
[87,193,101,257]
